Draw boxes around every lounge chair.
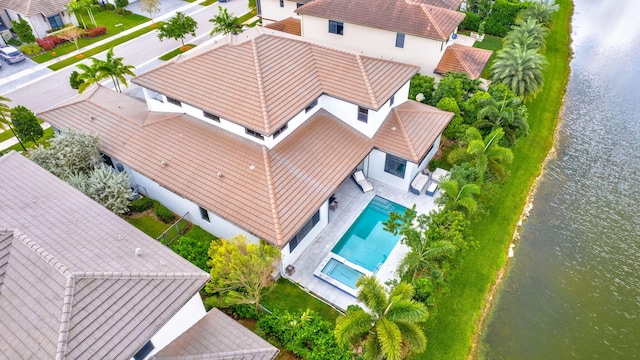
[352,170,373,192]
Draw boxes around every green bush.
[105,3,116,10]
[484,0,530,37]
[154,202,176,223]
[413,277,436,304]
[20,43,42,56]
[408,73,435,104]
[460,11,481,31]
[129,196,154,213]
[169,235,213,271]
[11,18,35,43]
[7,38,22,46]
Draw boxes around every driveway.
[0,57,38,78]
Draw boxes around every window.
[203,111,220,122]
[296,3,303,8]
[199,206,210,222]
[305,99,318,113]
[328,20,344,35]
[390,95,395,107]
[384,154,407,178]
[395,33,405,48]
[48,14,64,29]
[166,97,181,107]
[357,107,368,122]
[273,123,288,139]
[101,153,114,168]
[133,341,154,360]
[279,0,284,7]
[246,128,264,140]
[289,210,320,252]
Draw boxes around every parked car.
[0,46,26,64]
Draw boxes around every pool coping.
[313,253,373,297]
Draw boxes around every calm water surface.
[480,0,640,358]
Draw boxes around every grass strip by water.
[159,44,196,60]
[415,1,573,359]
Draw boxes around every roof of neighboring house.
[0,0,70,16]
[39,87,451,248]
[150,308,278,360]
[132,28,418,135]
[264,17,302,36]
[410,0,464,11]
[374,100,453,162]
[435,43,493,79]
[0,152,211,360]
[296,0,465,41]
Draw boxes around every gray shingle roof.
[0,0,71,16]
[0,152,210,359]
[150,308,278,360]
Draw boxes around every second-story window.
[305,99,318,113]
[390,95,395,106]
[166,97,181,107]
[203,111,220,122]
[246,128,264,140]
[279,0,284,7]
[395,33,405,48]
[329,20,344,35]
[296,3,303,7]
[273,123,288,139]
[357,107,368,122]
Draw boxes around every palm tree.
[474,94,529,146]
[437,179,481,215]
[448,127,514,181]
[520,0,559,26]
[490,43,548,100]
[75,61,106,93]
[95,48,136,93]
[335,276,428,360]
[0,95,25,151]
[209,6,242,36]
[504,18,548,51]
[66,0,87,29]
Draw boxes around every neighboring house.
[261,0,491,79]
[38,27,452,269]
[0,152,277,359]
[0,0,77,39]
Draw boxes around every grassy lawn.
[262,278,340,323]
[31,11,149,64]
[2,127,54,153]
[238,10,258,23]
[126,215,169,238]
[159,44,196,60]
[0,128,16,143]
[200,0,218,5]
[416,1,573,359]
[473,34,503,78]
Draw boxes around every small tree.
[11,18,35,43]
[69,70,83,90]
[205,235,281,312]
[0,96,26,151]
[29,130,102,179]
[209,6,242,36]
[139,0,161,23]
[85,165,132,214]
[157,11,198,46]
[58,26,84,52]
[11,106,43,144]
[95,48,136,93]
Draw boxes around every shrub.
[409,73,435,104]
[7,38,22,47]
[460,11,481,31]
[84,26,107,37]
[228,304,259,320]
[11,18,35,43]
[20,43,42,56]
[154,202,176,223]
[105,3,116,10]
[413,277,436,304]
[169,235,213,271]
[129,196,154,213]
[484,0,530,37]
[36,36,63,51]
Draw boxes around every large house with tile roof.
[0,152,277,360]
[0,0,77,39]
[261,0,492,79]
[38,28,453,268]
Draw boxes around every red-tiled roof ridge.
[356,55,379,109]
[421,5,446,40]
[251,39,271,133]
[392,108,420,161]
[262,147,283,242]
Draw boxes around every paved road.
[1,0,250,114]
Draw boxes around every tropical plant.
[520,0,559,26]
[67,0,99,28]
[84,165,132,214]
[436,97,467,140]
[408,74,435,105]
[473,87,529,146]
[139,0,161,23]
[490,43,547,100]
[0,96,26,151]
[10,106,43,145]
[157,11,198,46]
[209,6,242,36]
[483,0,530,37]
[437,179,481,215]
[205,235,281,312]
[95,48,136,93]
[29,130,102,179]
[114,0,130,13]
[431,72,482,106]
[11,18,35,43]
[447,127,514,181]
[504,17,549,51]
[75,61,105,93]
[334,276,428,360]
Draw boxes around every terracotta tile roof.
[264,17,302,36]
[0,152,210,360]
[39,88,451,248]
[435,43,493,79]
[410,0,464,11]
[132,30,418,135]
[151,308,278,360]
[0,0,70,16]
[296,0,465,41]
[374,100,453,162]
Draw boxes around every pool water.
[331,196,406,272]
[320,258,364,289]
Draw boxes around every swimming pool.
[315,196,406,293]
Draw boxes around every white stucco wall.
[280,201,329,267]
[143,293,206,359]
[301,15,453,75]
[260,0,301,24]
[321,94,392,138]
[3,10,75,39]
[366,149,415,191]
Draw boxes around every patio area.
[286,175,442,310]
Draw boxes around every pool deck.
[286,176,441,311]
